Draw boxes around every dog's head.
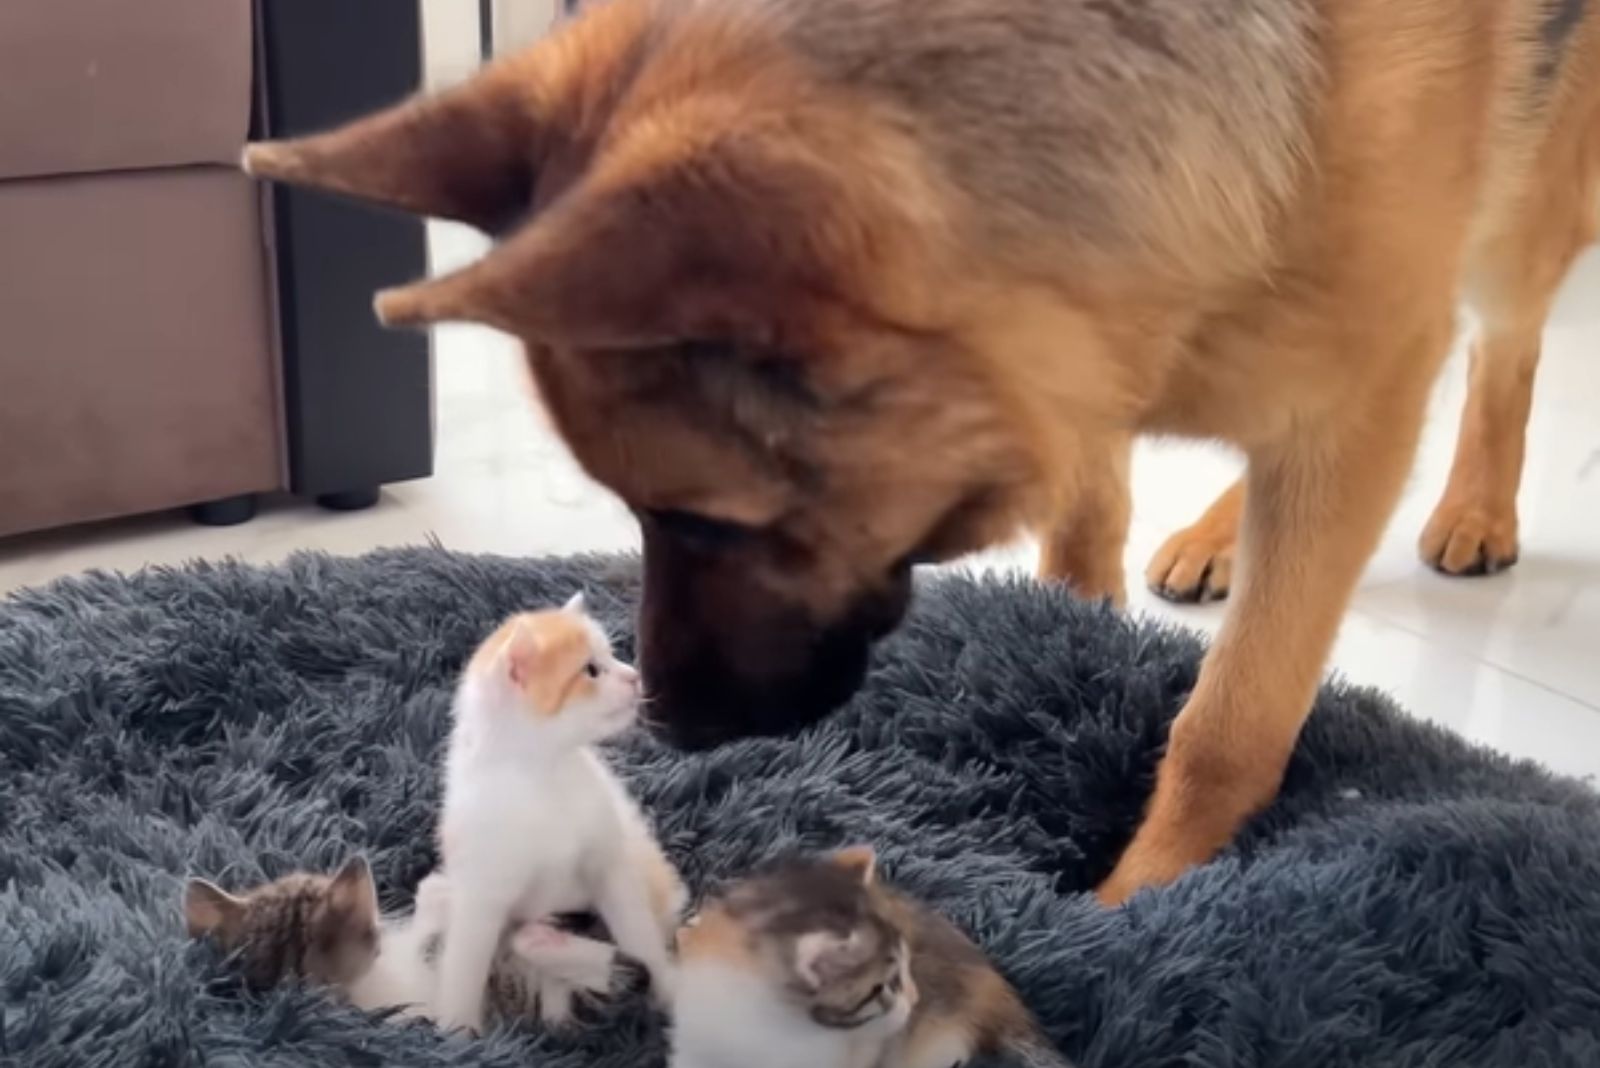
[243,14,1047,747]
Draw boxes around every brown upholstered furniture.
[0,0,434,538]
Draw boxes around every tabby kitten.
[184,856,619,1025]
[184,856,381,992]
[672,847,1072,1068]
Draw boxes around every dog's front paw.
[1145,525,1235,603]
[1418,498,1519,576]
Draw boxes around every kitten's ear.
[794,931,865,991]
[562,591,587,615]
[184,878,246,940]
[328,856,379,928]
[830,846,877,886]
[503,622,548,689]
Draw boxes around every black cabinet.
[254,0,435,506]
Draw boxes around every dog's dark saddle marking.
[1537,0,1590,86]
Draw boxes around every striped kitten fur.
[183,856,620,1026]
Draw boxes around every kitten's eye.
[644,508,757,551]
[584,661,600,679]
[843,983,887,1015]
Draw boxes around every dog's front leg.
[1096,381,1431,905]
[1038,431,1133,605]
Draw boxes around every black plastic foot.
[189,494,258,527]
[316,487,381,512]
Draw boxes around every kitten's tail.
[1002,1035,1076,1068]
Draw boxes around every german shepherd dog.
[245,0,1599,903]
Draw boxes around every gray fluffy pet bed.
[3,548,1599,1068]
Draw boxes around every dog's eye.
[645,509,757,550]
[676,338,742,362]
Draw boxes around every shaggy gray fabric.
[2,548,1598,1068]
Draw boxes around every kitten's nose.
[618,663,641,688]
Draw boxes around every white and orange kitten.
[433,594,685,1033]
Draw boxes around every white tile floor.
[3,221,1597,781]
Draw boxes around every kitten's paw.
[648,963,679,1011]
[434,1008,482,1037]
[567,954,619,996]
[511,922,568,955]
[414,871,451,923]
[513,925,619,994]
[538,980,576,1027]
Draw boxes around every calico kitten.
[672,847,1072,1068]
[184,857,618,1025]
[432,594,684,1032]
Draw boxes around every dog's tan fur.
[243,0,1600,902]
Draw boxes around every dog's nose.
[643,713,734,752]
[637,704,684,744]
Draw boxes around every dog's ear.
[242,69,537,234]
[372,128,838,347]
